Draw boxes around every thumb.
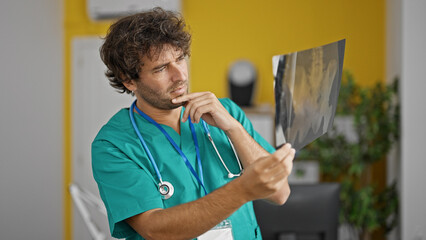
[273,143,292,159]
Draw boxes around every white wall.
[0,0,63,239]
[386,1,402,239]
[399,0,426,239]
[387,0,426,239]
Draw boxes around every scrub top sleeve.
[220,98,276,154]
[92,139,164,239]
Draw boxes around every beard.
[135,80,188,110]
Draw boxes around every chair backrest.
[69,183,107,240]
[253,183,340,240]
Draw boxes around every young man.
[92,7,295,240]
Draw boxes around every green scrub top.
[92,98,275,240]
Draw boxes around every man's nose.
[170,63,186,82]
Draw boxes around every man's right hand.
[234,143,295,202]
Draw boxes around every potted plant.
[298,71,400,240]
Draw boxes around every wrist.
[224,119,244,136]
[225,176,252,204]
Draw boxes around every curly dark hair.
[100,7,191,94]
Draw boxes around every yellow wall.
[184,0,385,103]
[63,0,384,239]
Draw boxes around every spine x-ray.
[273,39,346,151]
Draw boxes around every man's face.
[135,44,188,110]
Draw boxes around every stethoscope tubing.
[129,100,243,198]
[129,101,163,183]
[130,101,207,196]
[201,121,243,178]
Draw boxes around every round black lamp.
[228,60,257,107]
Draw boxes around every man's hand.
[172,92,239,133]
[235,143,295,203]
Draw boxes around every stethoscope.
[129,100,243,200]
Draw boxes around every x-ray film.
[273,39,346,151]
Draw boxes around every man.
[92,7,295,240]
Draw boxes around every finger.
[182,99,210,122]
[250,144,292,171]
[186,98,214,123]
[266,144,292,166]
[254,154,284,177]
[259,169,288,196]
[265,161,292,187]
[180,93,213,122]
[278,146,295,162]
[285,148,296,162]
[267,152,294,178]
[172,92,209,104]
[281,148,295,175]
[254,154,280,170]
[275,143,292,155]
[264,147,295,178]
[264,161,286,180]
[273,162,291,179]
[192,105,213,123]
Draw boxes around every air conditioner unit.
[87,0,181,21]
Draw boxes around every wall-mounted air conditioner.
[87,0,181,21]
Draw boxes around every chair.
[69,183,108,240]
[253,183,340,240]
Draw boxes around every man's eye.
[154,66,166,73]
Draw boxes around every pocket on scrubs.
[254,225,262,239]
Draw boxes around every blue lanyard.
[130,101,207,196]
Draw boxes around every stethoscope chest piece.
[158,181,174,199]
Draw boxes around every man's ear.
[123,79,137,92]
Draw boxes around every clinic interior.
[0,0,425,240]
